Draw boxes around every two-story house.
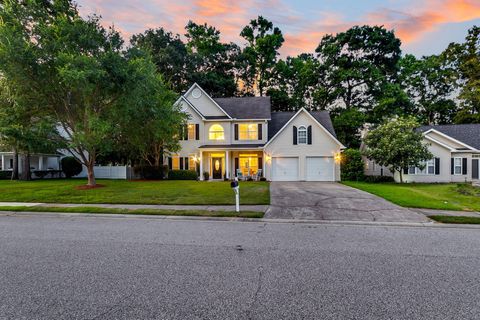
[167,84,345,181]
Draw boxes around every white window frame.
[238,123,258,140]
[297,126,307,145]
[187,124,196,140]
[408,160,435,175]
[209,124,225,141]
[454,157,462,175]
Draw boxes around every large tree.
[398,54,457,124]
[184,21,239,97]
[240,16,284,96]
[363,117,432,183]
[443,26,480,123]
[130,28,189,93]
[315,26,402,146]
[0,0,179,186]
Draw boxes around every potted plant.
[203,171,209,181]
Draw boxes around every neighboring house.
[168,84,345,181]
[363,124,480,183]
[0,151,61,176]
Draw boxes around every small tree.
[363,117,432,183]
[340,149,365,181]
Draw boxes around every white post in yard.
[231,177,240,212]
[225,150,229,179]
[38,156,43,170]
[199,151,203,180]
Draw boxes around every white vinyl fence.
[76,165,136,180]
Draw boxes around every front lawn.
[342,181,480,212]
[429,215,480,224]
[0,179,270,205]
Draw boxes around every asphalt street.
[1,214,480,320]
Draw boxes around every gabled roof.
[419,124,480,150]
[185,83,232,119]
[266,108,344,148]
[214,97,271,120]
[268,110,337,140]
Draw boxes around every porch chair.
[254,169,263,181]
[236,169,244,180]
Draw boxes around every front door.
[212,157,222,179]
[473,159,479,180]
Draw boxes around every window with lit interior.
[209,124,224,140]
[239,124,258,140]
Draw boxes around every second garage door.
[272,157,299,181]
[306,157,334,181]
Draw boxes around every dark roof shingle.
[268,110,337,140]
[419,124,480,150]
[214,97,271,120]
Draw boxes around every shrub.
[0,171,11,180]
[61,157,83,178]
[203,172,209,181]
[363,175,395,183]
[259,177,267,181]
[134,165,168,180]
[33,170,49,179]
[341,149,365,181]
[168,170,198,180]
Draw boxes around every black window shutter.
[184,157,189,170]
[234,124,239,140]
[168,157,172,170]
[451,158,454,174]
[184,125,188,140]
[307,125,312,145]
[403,167,408,174]
[258,157,263,170]
[258,124,262,140]
[179,157,184,170]
[195,124,200,140]
[234,158,239,176]
[293,126,297,145]
[462,158,467,175]
[435,158,440,175]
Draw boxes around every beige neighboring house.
[167,83,345,181]
[363,124,480,183]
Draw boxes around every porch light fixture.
[192,155,199,163]
[334,152,342,164]
[265,154,271,162]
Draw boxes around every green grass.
[0,205,264,218]
[0,179,270,205]
[429,215,480,224]
[342,181,480,212]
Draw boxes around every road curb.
[2,210,480,229]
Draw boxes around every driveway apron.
[265,182,429,222]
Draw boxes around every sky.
[76,0,480,57]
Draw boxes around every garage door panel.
[306,157,334,181]
[272,157,298,181]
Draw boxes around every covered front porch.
[198,146,264,181]
[0,152,61,175]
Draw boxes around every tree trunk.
[11,148,19,180]
[86,162,96,186]
[399,170,403,184]
[20,153,31,181]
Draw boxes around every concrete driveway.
[265,182,429,222]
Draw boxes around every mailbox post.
[230,177,240,212]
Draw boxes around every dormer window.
[209,124,225,140]
[298,126,307,144]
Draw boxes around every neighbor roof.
[214,97,271,120]
[419,124,480,150]
[268,110,337,140]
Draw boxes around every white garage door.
[272,157,299,181]
[306,157,334,181]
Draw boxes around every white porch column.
[39,156,44,170]
[225,151,230,179]
[199,150,204,181]
[1,155,4,171]
[262,153,266,178]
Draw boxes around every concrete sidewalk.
[0,202,269,212]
